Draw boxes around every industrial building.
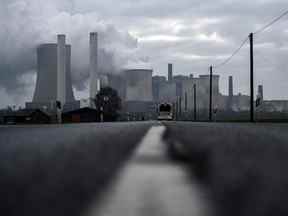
[26,35,76,112]
[24,31,288,122]
[158,82,177,103]
[152,76,166,101]
[180,74,220,111]
[62,107,99,123]
[125,69,153,102]
[121,69,155,120]
[90,32,100,101]
[152,64,221,108]
[26,32,102,114]
[151,64,253,120]
[25,32,158,121]
[1,109,50,125]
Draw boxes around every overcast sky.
[1,0,288,108]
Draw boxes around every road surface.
[1,122,288,216]
[86,126,210,216]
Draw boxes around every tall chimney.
[168,63,173,82]
[90,32,99,99]
[258,85,263,100]
[229,76,233,97]
[227,76,234,111]
[57,34,66,105]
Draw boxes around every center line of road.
[134,125,167,159]
[85,125,211,216]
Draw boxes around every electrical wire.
[213,36,249,69]
[254,9,288,35]
[210,9,288,70]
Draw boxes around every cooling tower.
[32,43,75,104]
[125,69,153,102]
[90,32,100,99]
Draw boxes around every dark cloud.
[0,0,142,94]
[1,0,288,107]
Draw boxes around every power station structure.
[27,31,284,122]
[125,69,153,102]
[27,32,103,112]
[121,69,155,120]
[26,35,76,111]
[89,32,100,101]
[26,31,156,118]
[227,76,234,111]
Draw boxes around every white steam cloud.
[0,0,150,93]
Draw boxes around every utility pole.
[173,102,176,121]
[175,101,178,121]
[194,84,197,121]
[179,96,182,119]
[209,66,213,121]
[249,33,254,122]
[184,92,188,111]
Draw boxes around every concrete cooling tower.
[125,69,153,102]
[32,41,75,105]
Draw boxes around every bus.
[158,103,173,120]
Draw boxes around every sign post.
[249,33,255,122]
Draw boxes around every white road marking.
[85,126,211,216]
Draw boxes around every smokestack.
[258,85,263,100]
[90,32,99,99]
[229,76,233,97]
[57,34,66,105]
[168,63,173,82]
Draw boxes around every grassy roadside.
[163,122,288,216]
[0,123,151,216]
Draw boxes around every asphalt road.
[1,122,288,216]
[86,126,210,216]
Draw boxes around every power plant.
[125,69,153,102]
[89,32,100,100]
[25,32,288,122]
[25,30,251,120]
[27,32,103,112]
[26,32,156,117]
[26,36,75,111]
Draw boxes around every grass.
[0,123,150,216]
[163,122,288,216]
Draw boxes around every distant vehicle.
[158,103,173,121]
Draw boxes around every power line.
[254,9,288,35]
[211,9,288,70]
[213,36,249,69]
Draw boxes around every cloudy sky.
[1,0,288,108]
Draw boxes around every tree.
[94,87,122,122]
